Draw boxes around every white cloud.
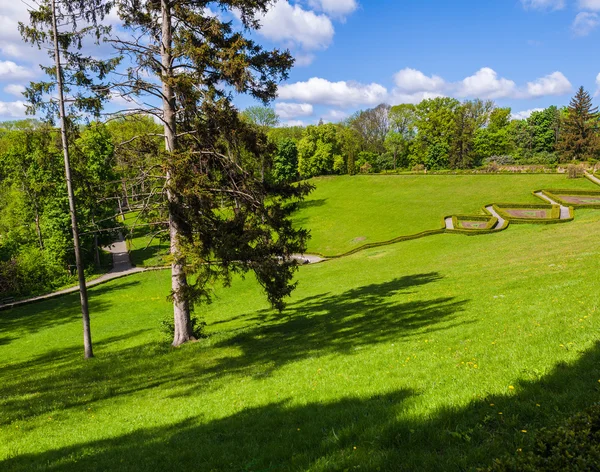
[595,72,600,95]
[294,53,316,67]
[320,108,349,122]
[393,68,446,93]
[457,67,517,99]
[275,102,314,119]
[521,0,565,10]
[0,100,26,117]
[278,77,388,107]
[308,0,358,18]
[3,84,25,96]
[526,71,572,97]
[390,91,446,105]
[572,12,600,36]
[0,61,34,80]
[578,0,600,10]
[256,1,334,50]
[283,119,306,127]
[512,108,544,120]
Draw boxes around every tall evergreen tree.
[557,86,600,163]
[111,0,311,346]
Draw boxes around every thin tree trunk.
[51,0,93,359]
[34,210,43,250]
[161,0,194,347]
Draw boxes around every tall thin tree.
[20,0,119,358]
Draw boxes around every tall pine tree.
[557,86,600,163]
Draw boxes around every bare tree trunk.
[51,0,93,359]
[161,0,194,347]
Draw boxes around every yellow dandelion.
[509,386,515,390]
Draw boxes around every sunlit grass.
[294,174,598,255]
[1,207,600,471]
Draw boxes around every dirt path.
[535,192,571,219]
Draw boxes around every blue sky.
[1,0,599,124]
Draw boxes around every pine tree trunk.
[161,0,194,347]
[51,0,93,359]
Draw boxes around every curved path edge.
[3,174,600,310]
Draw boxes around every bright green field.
[2,208,600,471]
[123,212,169,267]
[294,174,598,255]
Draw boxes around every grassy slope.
[1,210,600,471]
[123,212,169,267]
[294,174,598,255]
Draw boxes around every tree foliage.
[557,86,599,162]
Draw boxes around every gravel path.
[292,254,326,264]
[485,205,506,230]
[586,172,600,186]
[0,235,146,311]
[535,192,571,219]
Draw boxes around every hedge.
[447,214,501,235]
[314,227,448,259]
[538,189,600,209]
[492,203,570,224]
[487,403,600,471]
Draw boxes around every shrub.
[483,155,515,166]
[412,164,426,173]
[160,312,207,341]
[521,152,558,166]
[568,164,585,179]
[487,403,600,471]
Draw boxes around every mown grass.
[123,212,169,267]
[294,174,598,255]
[1,206,600,471]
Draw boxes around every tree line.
[256,86,599,180]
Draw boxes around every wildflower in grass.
[509,386,515,390]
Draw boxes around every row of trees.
[0,120,118,297]
[249,87,599,180]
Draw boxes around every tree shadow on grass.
[0,330,154,426]
[199,272,470,382]
[0,281,141,338]
[0,273,465,431]
[3,342,600,472]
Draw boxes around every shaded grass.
[294,174,598,255]
[1,209,600,470]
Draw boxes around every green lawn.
[294,174,598,255]
[123,212,169,267]
[2,207,600,471]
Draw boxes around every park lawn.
[1,210,600,470]
[123,212,169,267]
[294,174,598,255]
